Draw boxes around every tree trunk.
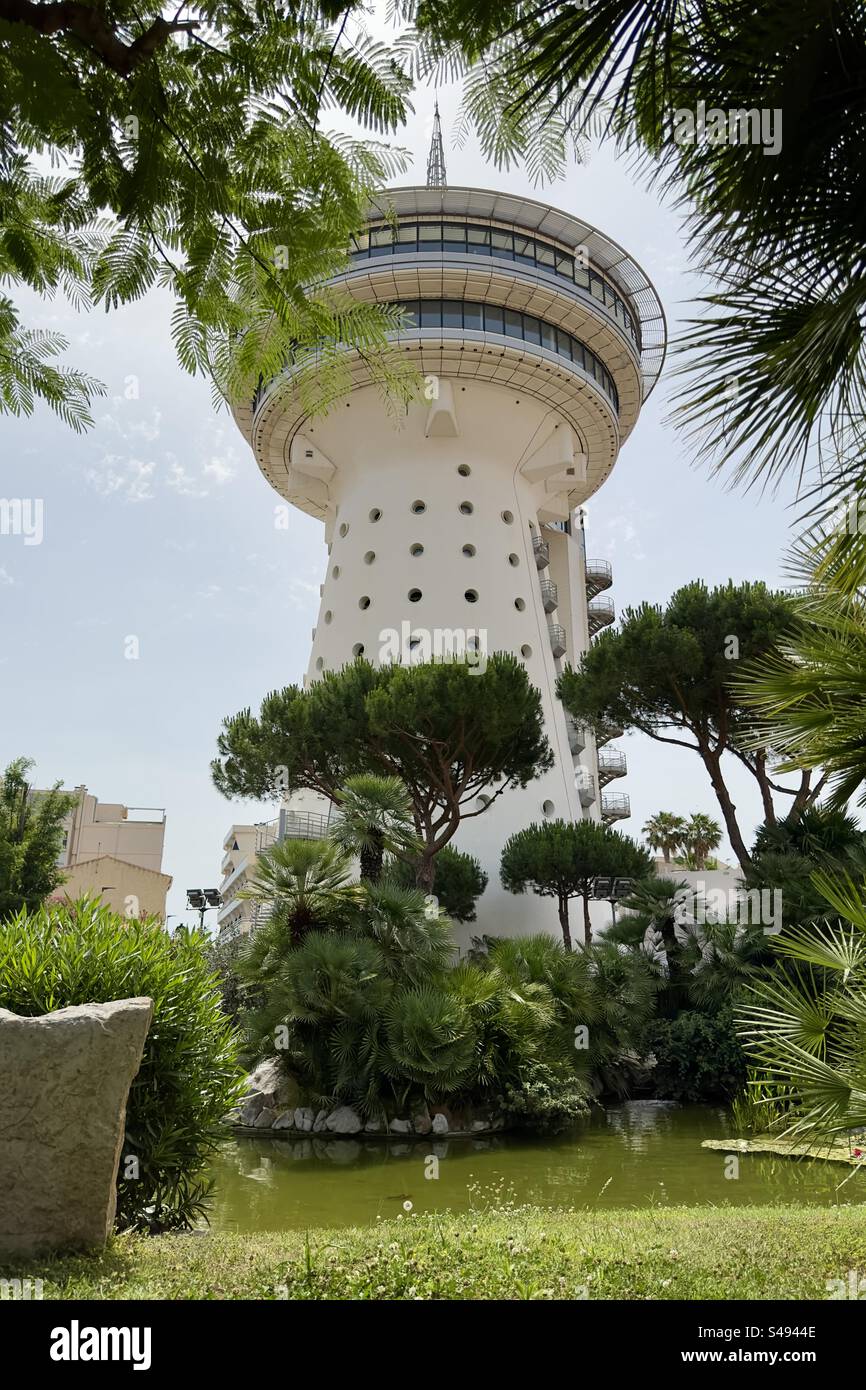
[359,829,384,883]
[582,892,592,947]
[702,749,753,873]
[415,851,436,894]
[558,894,573,951]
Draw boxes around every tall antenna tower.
[426,99,447,188]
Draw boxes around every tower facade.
[231,182,665,944]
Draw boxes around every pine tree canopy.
[0,0,416,429]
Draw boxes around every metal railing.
[532,534,550,569]
[539,577,559,613]
[576,771,596,807]
[597,749,627,784]
[587,596,615,635]
[585,557,613,599]
[601,792,630,821]
[547,623,567,657]
[565,714,586,754]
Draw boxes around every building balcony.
[596,720,624,746]
[576,770,596,807]
[587,596,615,636]
[597,748,628,785]
[585,557,613,599]
[532,534,550,570]
[601,792,631,822]
[548,623,567,658]
[254,810,336,854]
[565,714,586,753]
[539,577,559,613]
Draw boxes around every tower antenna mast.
[426,97,447,188]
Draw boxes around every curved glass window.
[396,298,619,411]
[350,220,639,349]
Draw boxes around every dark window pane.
[418,222,442,242]
[554,249,573,275]
[442,300,463,329]
[514,235,535,264]
[504,309,523,338]
[572,340,585,370]
[397,223,418,246]
[491,229,514,257]
[591,273,606,302]
[467,225,490,245]
[536,243,557,270]
[420,300,442,328]
[540,322,556,351]
[523,315,541,344]
[574,264,590,288]
[443,223,466,248]
[556,330,573,361]
[463,302,483,330]
[485,305,504,334]
[401,301,420,327]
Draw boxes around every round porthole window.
[459,501,474,515]
[457,464,471,477]
[332,565,341,579]
[369,508,382,522]
[408,588,422,603]
[359,595,371,610]
[462,544,476,558]
[352,643,365,658]
[364,551,375,565]
[515,597,526,612]
[508,554,519,567]
[465,589,478,603]
[502,510,514,524]
[324,610,333,625]
[411,500,426,514]
[339,522,349,537]
[315,657,324,671]
[542,799,555,817]
[410,543,424,557]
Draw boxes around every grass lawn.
[5,1205,866,1300]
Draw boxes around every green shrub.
[0,900,244,1233]
[501,1059,590,1133]
[387,844,488,921]
[645,1007,747,1103]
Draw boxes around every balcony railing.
[548,623,567,658]
[565,714,586,754]
[601,792,630,822]
[539,577,559,613]
[255,809,337,852]
[532,534,550,570]
[597,749,627,785]
[576,770,596,807]
[585,557,613,599]
[587,596,615,635]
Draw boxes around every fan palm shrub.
[737,870,866,1144]
[331,774,420,882]
[0,900,244,1232]
[242,836,359,958]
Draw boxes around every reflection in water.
[205,1102,863,1234]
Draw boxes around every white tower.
[231,148,665,945]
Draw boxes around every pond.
[205,1103,862,1234]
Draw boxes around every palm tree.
[737,536,866,810]
[417,1,866,511]
[330,774,420,883]
[611,876,692,1012]
[737,869,866,1144]
[241,837,358,954]
[681,814,723,870]
[642,811,687,864]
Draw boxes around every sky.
[0,40,816,930]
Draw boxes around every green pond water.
[206,1103,862,1234]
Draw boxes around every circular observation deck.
[233,186,666,519]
